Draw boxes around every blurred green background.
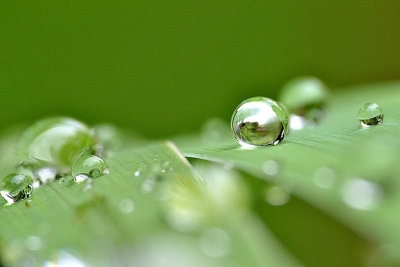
[1,0,399,137]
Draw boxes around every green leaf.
[0,141,298,266]
[174,82,400,261]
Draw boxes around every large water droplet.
[358,102,384,127]
[279,77,328,124]
[231,97,289,147]
[199,227,231,258]
[0,173,33,204]
[341,178,382,210]
[71,154,110,179]
[19,117,97,172]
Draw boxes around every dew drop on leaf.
[18,117,97,172]
[279,77,328,126]
[358,102,384,127]
[231,97,289,147]
[71,154,110,179]
[264,186,290,206]
[262,160,280,176]
[199,227,231,258]
[119,198,135,214]
[0,173,33,204]
[313,167,336,189]
[341,178,382,210]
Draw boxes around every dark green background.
[1,1,399,137]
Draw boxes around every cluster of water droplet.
[231,76,385,147]
[0,117,110,204]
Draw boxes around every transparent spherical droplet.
[358,102,384,127]
[19,117,97,171]
[1,173,33,203]
[279,77,328,123]
[71,154,110,179]
[231,97,289,147]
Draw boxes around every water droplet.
[19,117,97,171]
[44,250,86,267]
[141,178,156,193]
[341,178,382,210]
[288,114,308,130]
[231,97,289,147]
[358,102,384,127]
[36,167,57,184]
[264,186,290,206]
[25,236,43,251]
[134,170,141,177]
[1,173,33,204]
[199,227,230,258]
[262,160,280,176]
[71,154,110,179]
[74,174,89,184]
[279,77,328,123]
[119,198,135,214]
[313,167,336,189]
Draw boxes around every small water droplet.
[141,178,155,193]
[199,227,231,258]
[36,167,57,184]
[119,198,135,214]
[1,173,33,204]
[25,236,42,251]
[279,76,328,123]
[44,250,86,267]
[289,114,308,130]
[262,160,280,176]
[71,154,110,179]
[134,170,141,177]
[74,174,90,184]
[313,167,336,189]
[265,186,290,206]
[231,97,289,147]
[358,102,384,127]
[341,178,382,210]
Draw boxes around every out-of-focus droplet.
[141,178,156,193]
[74,174,90,184]
[262,160,280,176]
[25,236,43,251]
[313,167,336,189]
[231,97,289,147]
[358,102,384,127]
[1,173,33,204]
[44,250,87,267]
[71,154,110,179]
[199,227,231,258]
[341,178,382,210]
[265,186,290,206]
[288,114,307,130]
[19,117,97,171]
[279,77,328,124]
[119,198,135,214]
[36,167,58,184]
